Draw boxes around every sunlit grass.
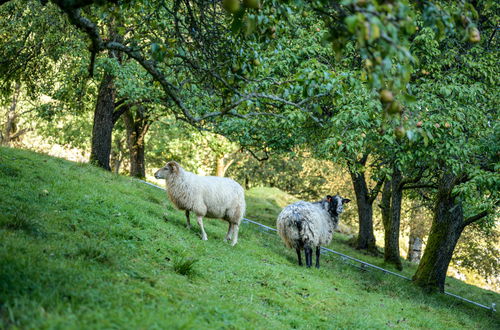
[0,147,498,328]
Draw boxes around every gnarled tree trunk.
[413,173,465,292]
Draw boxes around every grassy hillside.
[0,147,498,329]
[245,187,298,226]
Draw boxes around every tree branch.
[112,99,128,124]
[57,6,327,127]
[401,167,426,186]
[462,210,490,227]
[402,183,437,190]
[8,128,30,140]
[368,177,385,204]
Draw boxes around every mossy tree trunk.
[412,172,488,292]
[412,188,464,291]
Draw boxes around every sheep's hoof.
[186,225,191,230]
[201,236,208,241]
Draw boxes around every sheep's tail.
[277,209,304,250]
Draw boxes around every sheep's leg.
[230,224,239,246]
[296,248,303,266]
[225,223,233,241]
[185,210,191,230]
[315,246,321,269]
[196,215,208,241]
[305,246,312,268]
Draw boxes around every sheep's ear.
[167,161,179,173]
[342,198,351,204]
[326,195,333,202]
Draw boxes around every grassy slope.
[0,147,498,329]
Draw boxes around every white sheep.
[154,161,245,246]
[276,195,350,268]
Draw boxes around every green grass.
[245,187,298,226]
[0,147,498,329]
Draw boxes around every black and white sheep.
[154,161,245,246]
[276,195,350,268]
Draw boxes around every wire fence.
[138,179,497,313]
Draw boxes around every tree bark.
[110,136,126,174]
[89,73,115,170]
[123,105,150,179]
[349,168,377,253]
[385,167,403,270]
[2,82,25,146]
[412,173,465,292]
[407,200,426,263]
[88,21,123,171]
[215,155,234,177]
[408,236,423,263]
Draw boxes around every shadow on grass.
[0,212,45,238]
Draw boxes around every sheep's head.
[154,161,180,179]
[326,195,351,217]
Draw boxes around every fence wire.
[138,179,497,313]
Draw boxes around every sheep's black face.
[326,195,351,217]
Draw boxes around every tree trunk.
[380,181,394,264]
[385,167,403,270]
[123,106,150,179]
[2,82,25,146]
[110,136,126,174]
[88,22,123,171]
[413,173,465,292]
[408,236,423,263]
[89,72,115,170]
[349,169,377,252]
[215,155,234,177]
[407,201,426,263]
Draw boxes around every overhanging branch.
[56,5,327,126]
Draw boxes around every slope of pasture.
[0,147,498,329]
